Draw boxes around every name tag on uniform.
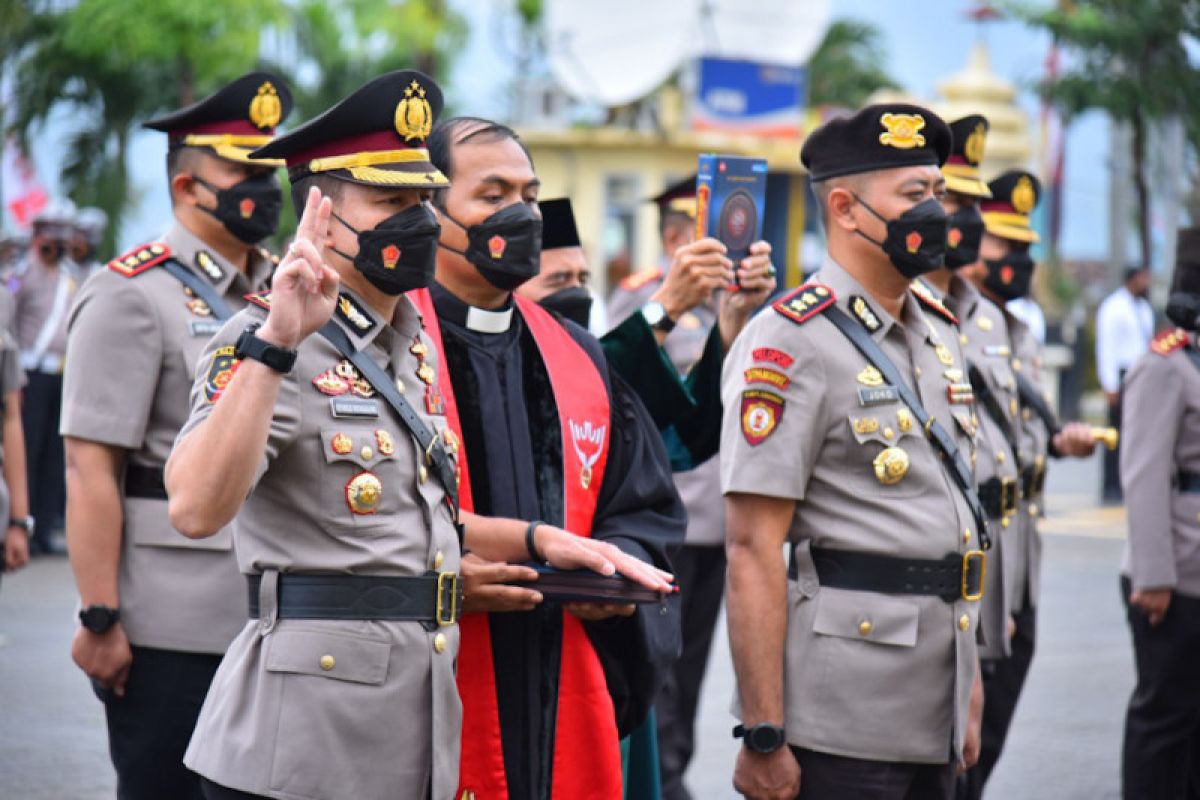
[190,320,222,338]
[330,397,380,419]
[858,385,899,406]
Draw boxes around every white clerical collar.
[465,304,514,333]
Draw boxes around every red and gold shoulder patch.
[108,242,171,277]
[744,366,791,391]
[245,290,272,311]
[741,389,784,445]
[204,345,240,403]
[772,283,835,325]
[752,347,795,368]
[1151,327,1189,357]
[909,280,959,325]
[619,268,663,292]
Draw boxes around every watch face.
[748,724,784,753]
[643,302,665,326]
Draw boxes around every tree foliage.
[805,19,897,109]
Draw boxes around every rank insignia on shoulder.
[204,345,239,403]
[619,268,663,292]
[1151,327,1189,356]
[245,290,272,310]
[850,295,882,333]
[744,366,790,390]
[772,283,835,325]
[108,242,171,277]
[741,389,784,446]
[752,347,794,368]
[909,280,959,325]
[336,293,376,335]
[194,251,224,282]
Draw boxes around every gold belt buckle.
[1000,477,1018,517]
[436,571,459,627]
[961,550,986,602]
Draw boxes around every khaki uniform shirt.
[1008,313,1052,609]
[940,276,1023,659]
[13,256,80,371]
[61,223,271,653]
[1121,330,1200,597]
[721,257,981,764]
[179,289,461,800]
[609,270,724,546]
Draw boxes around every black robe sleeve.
[562,320,687,736]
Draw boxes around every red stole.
[409,289,622,800]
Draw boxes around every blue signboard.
[692,57,806,137]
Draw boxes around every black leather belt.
[1179,471,1200,494]
[1020,462,1046,501]
[124,464,167,500]
[248,572,460,628]
[978,476,1019,519]
[792,546,985,603]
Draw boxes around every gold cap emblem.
[395,80,433,143]
[249,82,282,130]
[879,113,926,150]
[1011,175,1036,215]
[964,123,986,165]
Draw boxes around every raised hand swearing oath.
[258,186,341,350]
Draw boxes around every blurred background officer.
[12,197,78,554]
[1096,264,1153,504]
[1119,227,1200,800]
[0,278,30,579]
[68,206,110,278]
[0,232,28,279]
[62,72,291,800]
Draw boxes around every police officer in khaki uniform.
[1119,227,1200,800]
[959,169,1097,794]
[723,104,988,800]
[62,72,292,799]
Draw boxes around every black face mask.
[854,196,949,278]
[944,205,985,270]
[332,203,441,296]
[982,252,1036,301]
[194,173,282,244]
[1166,292,1200,332]
[538,286,593,328]
[440,202,543,291]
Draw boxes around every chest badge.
[568,419,607,489]
[345,471,383,515]
[186,297,212,317]
[331,433,353,455]
[857,365,884,387]
[873,446,910,485]
[935,343,955,366]
[375,429,395,456]
[896,408,914,434]
[976,316,994,331]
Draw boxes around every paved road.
[0,452,1134,799]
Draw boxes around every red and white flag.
[2,135,49,230]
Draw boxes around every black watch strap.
[236,323,297,374]
[733,723,787,754]
[79,604,120,634]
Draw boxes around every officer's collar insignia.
[856,365,884,387]
[850,295,882,333]
[1151,327,1189,356]
[336,293,377,335]
[394,80,433,142]
[245,290,272,310]
[909,280,959,325]
[1011,176,1036,214]
[194,250,224,283]
[772,283,835,326]
[879,113,926,150]
[249,81,283,130]
[964,123,986,165]
[108,242,171,277]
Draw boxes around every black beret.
[540,198,581,250]
[251,69,447,188]
[982,169,1042,244]
[143,72,293,165]
[1174,227,1200,295]
[800,103,952,182]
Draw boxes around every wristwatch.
[235,323,297,374]
[8,516,34,536]
[79,604,121,635]
[640,301,675,333]
[733,723,787,754]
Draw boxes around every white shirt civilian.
[1096,285,1154,393]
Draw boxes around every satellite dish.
[696,0,832,66]
[544,0,702,106]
